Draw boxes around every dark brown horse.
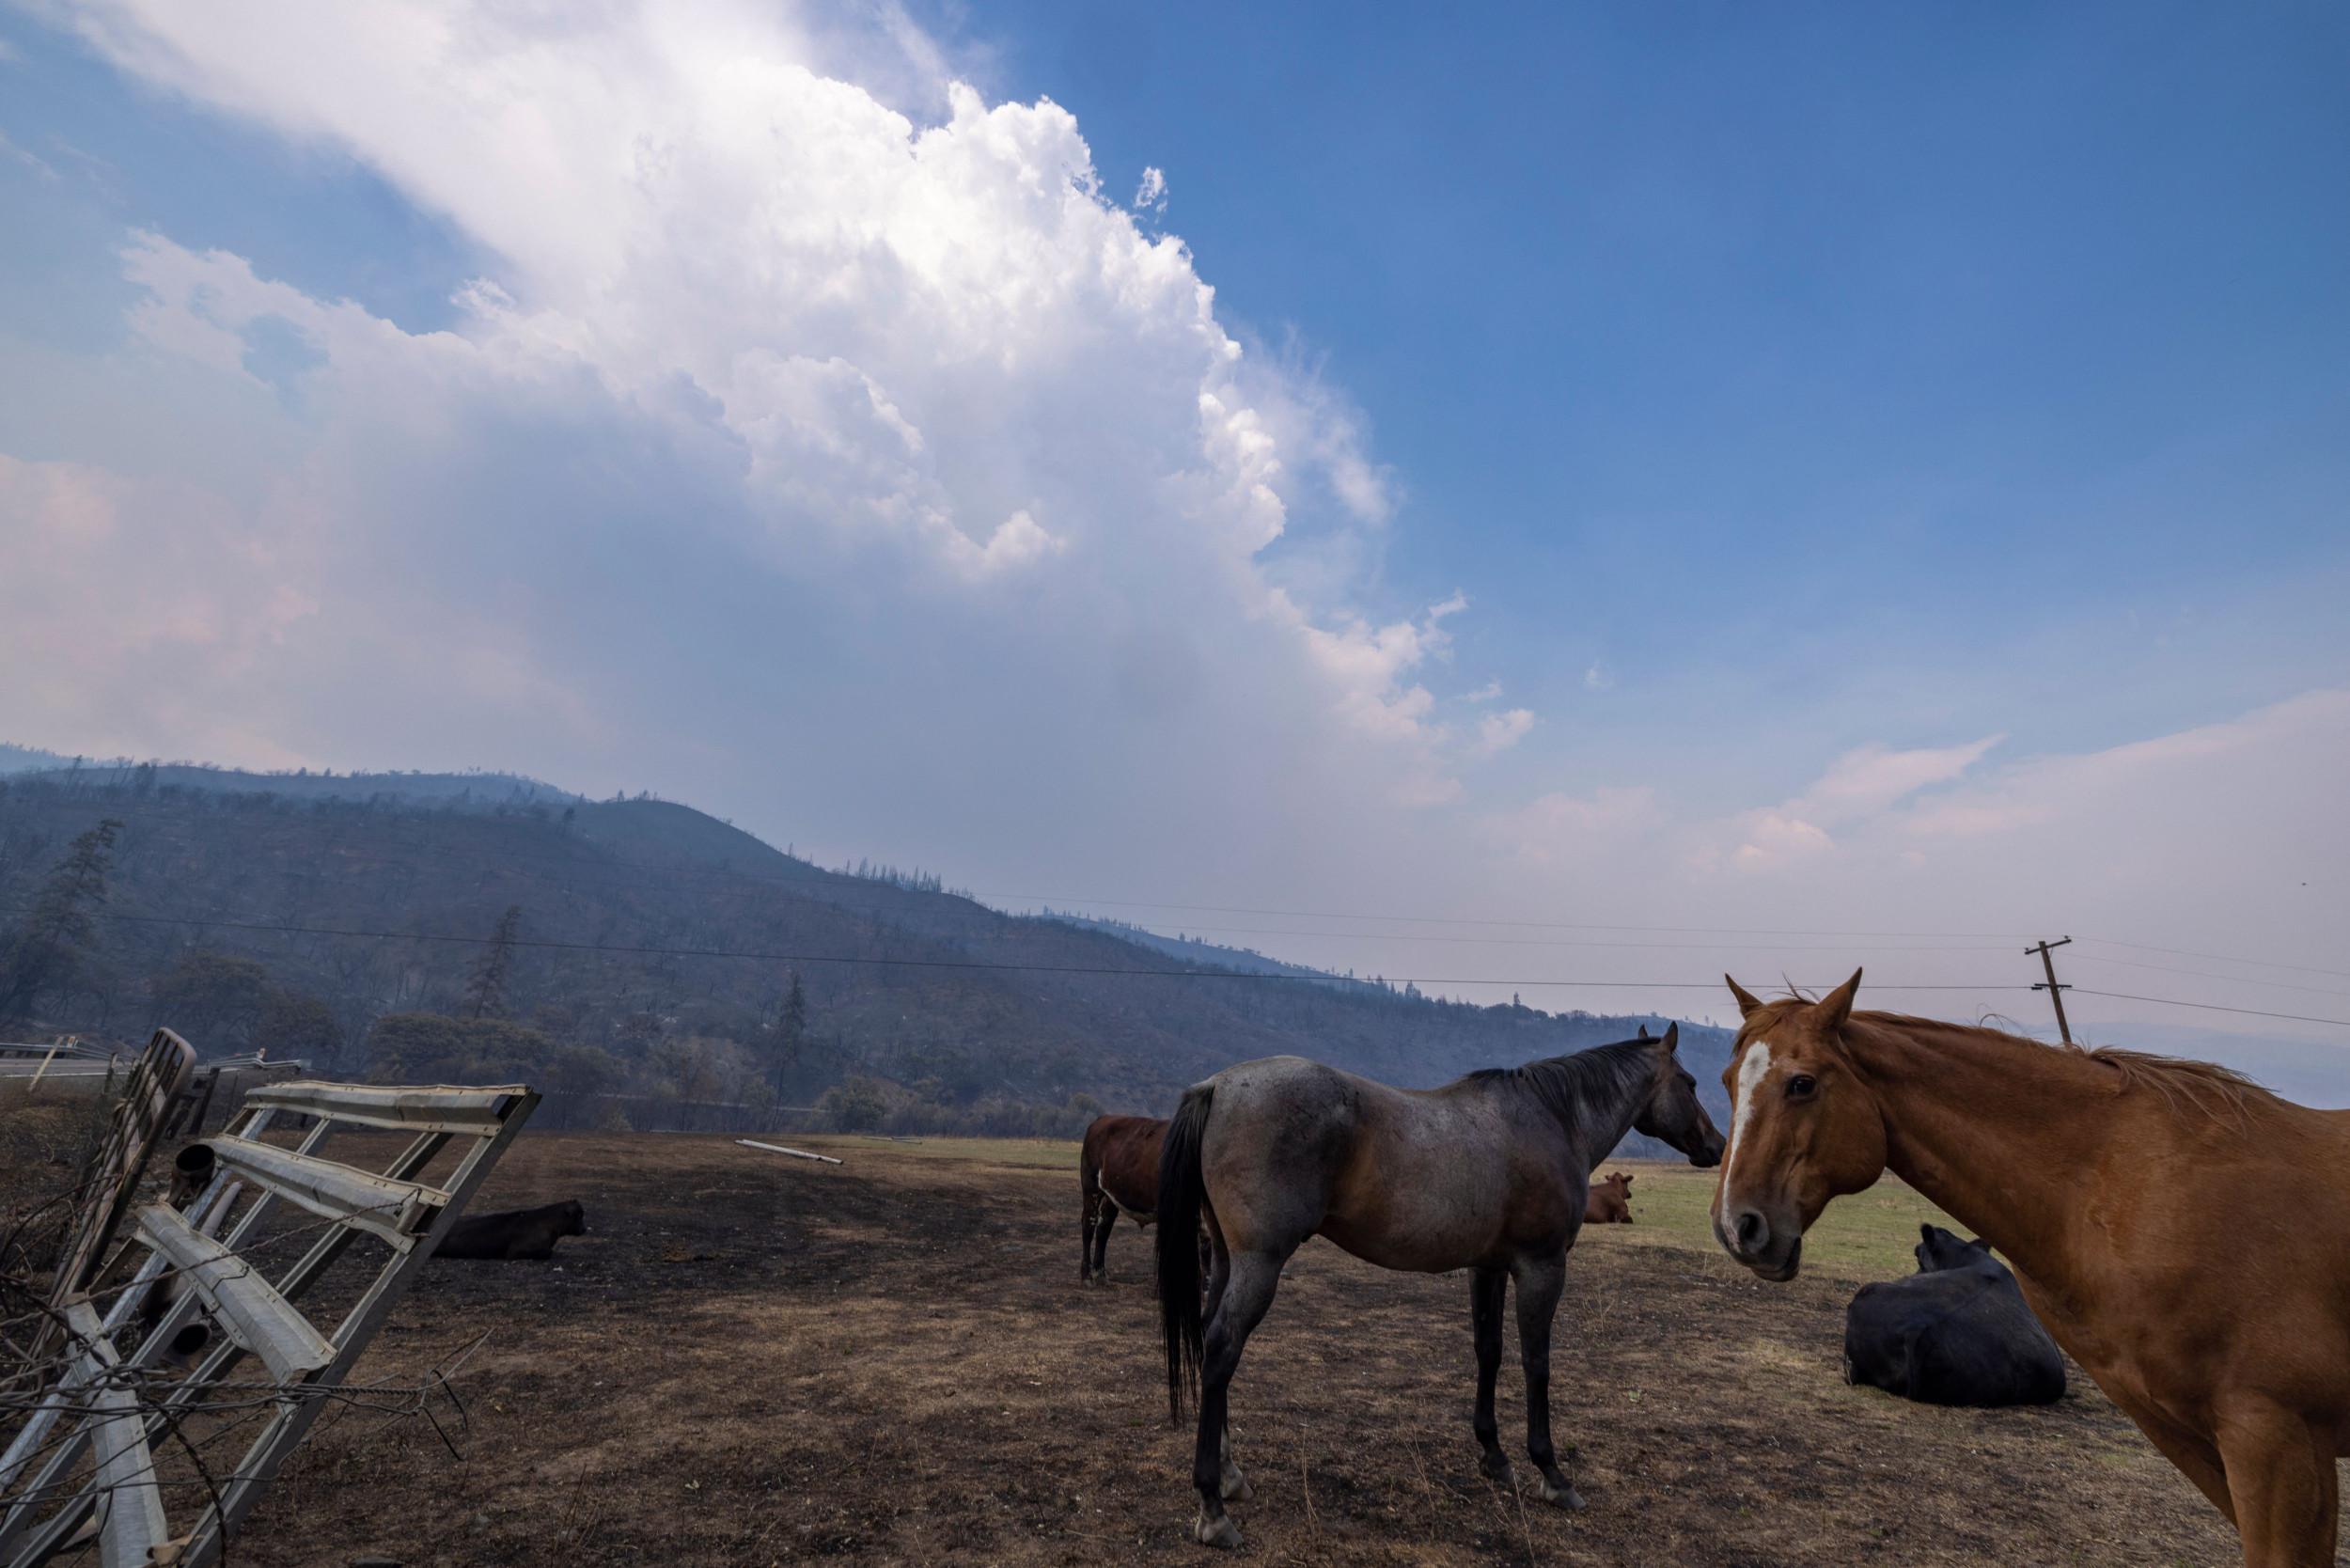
[1583,1170,1634,1223]
[1158,1028,1724,1547]
[1080,1114,1169,1285]
[1711,970,2350,1567]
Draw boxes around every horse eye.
[1786,1074,1818,1099]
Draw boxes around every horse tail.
[1079,1128,1103,1205]
[1157,1082,1214,1421]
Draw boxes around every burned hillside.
[0,765,1732,1126]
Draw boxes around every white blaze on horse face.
[1724,1041,1776,1189]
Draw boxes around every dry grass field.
[10,1118,2319,1565]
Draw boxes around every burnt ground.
[35,1131,2303,1565]
[212,1133,2287,1568]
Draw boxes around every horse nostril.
[1734,1212,1767,1252]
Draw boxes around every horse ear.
[1726,976,1765,1018]
[1637,1024,1651,1040]
[1815,967,1862,1032]
[1659,1021,1679,1054]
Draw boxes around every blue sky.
[964,0,2350,788]
[0,0,2343,1063]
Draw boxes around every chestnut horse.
[1158,1027,1724,1548]
[1711,969,2350,1567]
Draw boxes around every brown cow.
[1081,1114,1169,1285]
[1584,1170,1635,1224]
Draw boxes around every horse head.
[1629,1024,1725,1168]
[1709,968,1888,1281]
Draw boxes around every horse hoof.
[1480,1457,1515,1486]
[1219,1474,1253,1503]
[1536,1478,1587,1511]
[1193,1511,1242,1548]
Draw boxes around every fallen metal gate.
[1,1075,539,1568]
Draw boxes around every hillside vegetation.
[0,762,1734,1135]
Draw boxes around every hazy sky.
[1,2,2343,1065]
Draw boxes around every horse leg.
[2115,1396,2235,1524]
[1512,1253,1585,1509]
[2214,1398,2336,1567]
[1081,1191,1101,1285]
[1091,1204,1116,1285]
[1195,1214,1246,1505]
[1191,1250,1284,1548]
[1470,1265,1512,1483]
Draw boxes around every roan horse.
[1712,970,2350,1568]
[1158,1027,1725,1548]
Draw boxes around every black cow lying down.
[1843,1224,2065,1406]
[433,1200,588,1261]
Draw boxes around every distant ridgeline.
[0,755,1731,1147]
[0,752,586,810]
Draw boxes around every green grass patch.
[1583,1159,1965,1282]
[766,1141,1958,1277]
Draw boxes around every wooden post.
[2027,937,2074,1045]
[25,1037,70,1094]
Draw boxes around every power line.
[990,893,2038,941]
[26,906,2034,994]
[2068,988,2350,1030]
[2074,936,2350,982]
[1047,918,2021,954]
[2069,952,2350,1001]
[43,792,2338,976]
[11,906,2348,1028]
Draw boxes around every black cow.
[1842,1224,2065,1406]
[432,1200,588,1261]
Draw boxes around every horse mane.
[2077,1044,2265,1120]
[1749,999,2279,1125]
[1462,1037,1657,1130]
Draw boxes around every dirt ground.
[71,1128,2281,1568]
[7,1110,2313,1567]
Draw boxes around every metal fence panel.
[1,1071,538,1568]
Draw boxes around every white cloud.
[12,2,2339,1070]
[1476,707,1535,754]
[1690,733,2001,872]
[1485,785,1666,864]
[0,130,55,179]
[948,509,1061,578]
[0,0,1539,861]
[0,453,326,763]
[1133,165,1167,212]
[1798,736,2001,824]
[1894,693,2343,850]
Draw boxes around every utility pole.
[2027,936,2074,1044]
